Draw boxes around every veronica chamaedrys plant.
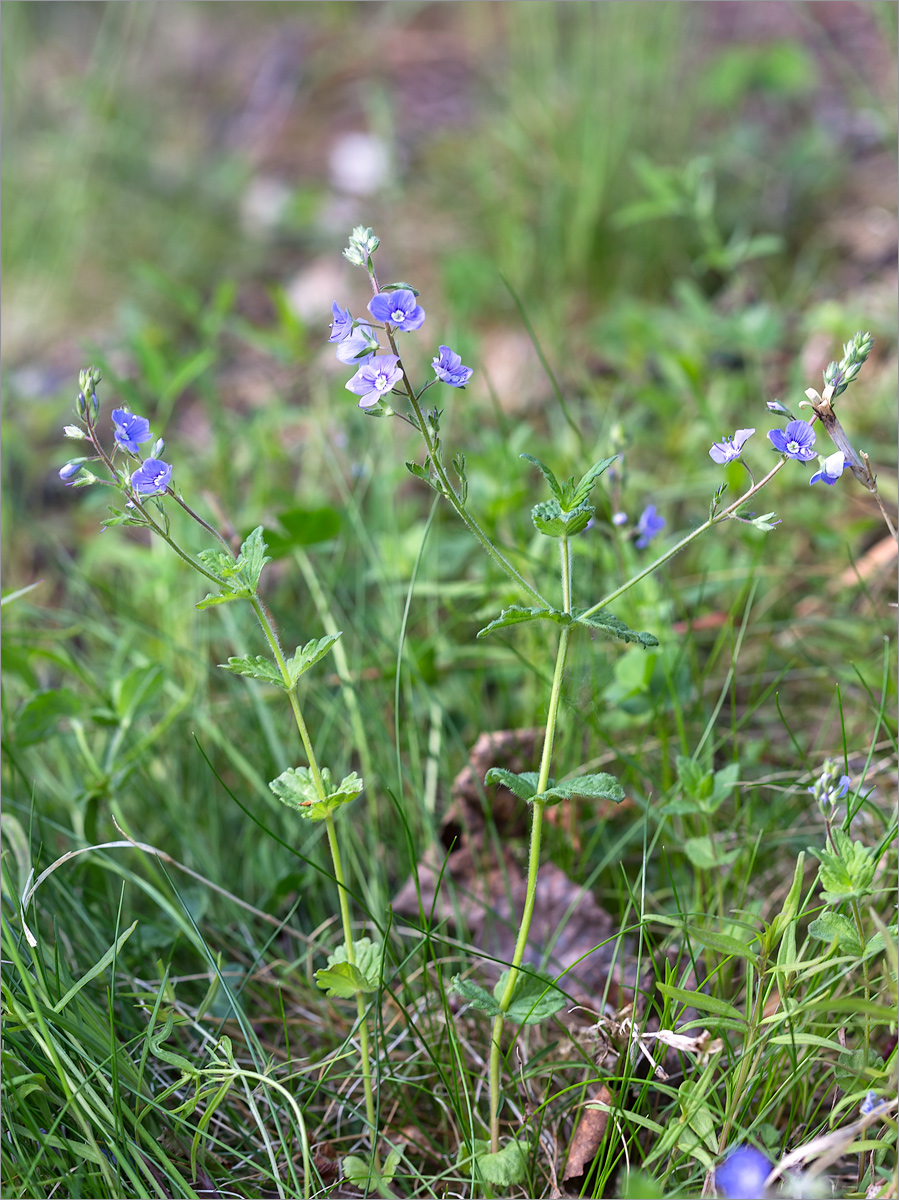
[330,227,886,1176]
[58,367,384,1181]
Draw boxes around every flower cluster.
[59,369,172,499]
[807,759,851,813]
[330,233,473,412]
[708,418,849,488]
[823,330,874,398]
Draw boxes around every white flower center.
[390,308,405,322]
[787,440,799,452]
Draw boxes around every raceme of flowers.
[330,287,473,409]
[709,419,850,487]
[59,400,171,498]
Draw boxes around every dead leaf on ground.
[562,1084,613,1182]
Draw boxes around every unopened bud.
[767,399,795,419]
[72,470,99,487]
[63,425,86,440]
[59,461,83,481]
[152,438,165,458]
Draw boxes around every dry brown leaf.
[562,1084,612,1181]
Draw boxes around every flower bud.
[59,461,83,481]
[63,425,86,440]
[343,225,380,266]
[76,391,87,417]
[152,438,165,458]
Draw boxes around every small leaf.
[235,526,271,592]
[477,605,571,638]
[197,589,244,610]
[219,655,287,688]
[573,608,659,647]
[15,689,82,746]
[539,772,625,807]
[656,983,745,1023]
[269,766,363,820]
[571,455,617,507]
[808,912,862,956]
[531,499,594,537]
[451,976,502,1017]
[315,961,375,998]
[483,768,540,802]
[324,936,381,990]
[382,281,420,295]
[286,633,342,685]
[520,453,563,502]
[474,1139,528,1187]
[681,924,759,965]
[494,969,566,1025]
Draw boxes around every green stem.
[487,538,574,1153]
[718,950,768,1154]
[580,456,789,620]
[379,323,548,608]
[250,595,380,1169]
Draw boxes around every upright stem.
[487,538,574,1152]
[250,595,380,1169]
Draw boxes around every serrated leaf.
[520,453,563,502]
[810,832,875,903]
[573,608,659,647]
[286,633,342,684]
[494,969,566,1025]
[571,455,617,507]
[269,766,363,820]
[808,912,862,955]
[531,498,594,537]
[235,526,270,591]
[219,655,287,688]
[539,772,625,807]
[451,976,502,1017]
[683,835,740,869]
[656,983,745,1023]
[196,589,244,610]
[483,768,540,801]
[315,961,375,998]
[343,1151,400,1192]
[476,605,571,638]
[405,460,431,483]
[325,936,381,990]
[197,548,237,577]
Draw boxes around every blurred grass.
[2,3,897,1197]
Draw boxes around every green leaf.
[268,766,363,820]
[451,976,502,1017]
[683,835,739,869]
[531,498,594,537]
[540,772,626,807]
[571,455,617,507]
[573,607,659,647]
[266,506,341,556]
[14,689,82,746]
[833,1047,885,1093]
[656,983,745,1023]
[405,461,434,486]
[682,924,759,965]
[494,969,566,1025]
[476,605,571,638]
[315,961,375,998]
[767,852,806,950]
[520,453,563,502]
[219,655,287,688]
[483,768,540,802]
[810,830,876,903]
[460,1138,529,1187]
[325,936,381,988]
[343,1151,402,1195]
[808,912,862,955]
[235,526,271,591]
[383,281,419,295]
[196,589,243,610]
[286,633,342,684]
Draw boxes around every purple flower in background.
[368,289,425,332]
[432,345,473,388]
[768,420,816,461]
[131,458,172,495]
[709,427,755,465]
[612,511,628,526]
[635,504,665,549]
[714,1146,772,1200]
[336,323,379,366]
[809,451,845,486]
[345,355,403,408]
[112,409,152,454]
[329,302,353,343]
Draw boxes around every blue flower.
[368,289,425,332]
[714,1146,772,1200]
[112,409,152,454]
[329,302,354,342]
[635,504,665,549]
[612,511,628,526]
[345,355,403,408]
[709,427,755,465]
[130,458,172,495]
[768,420,816,461]
[809,451,845,486]
[807,764,850,808]
[861,1091,889,1117]
[59,461,83,483]
[336,323,380,365]
[432,345,473,388]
